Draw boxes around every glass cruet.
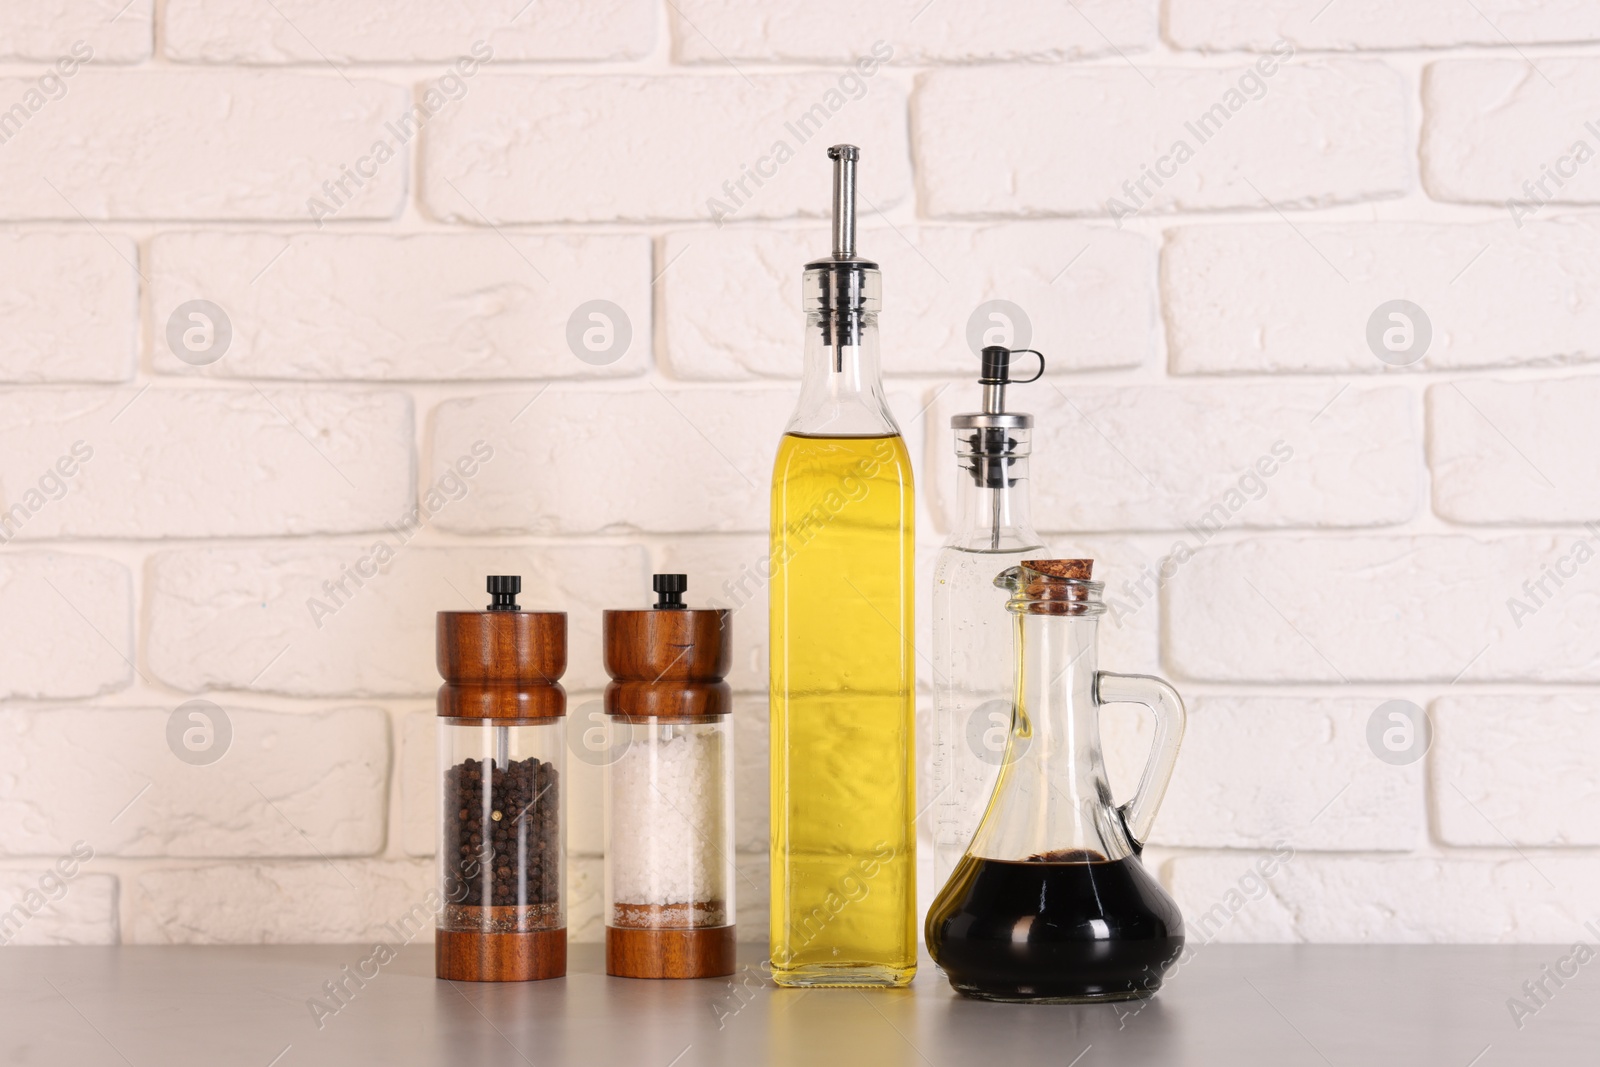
[926,559,1187,1004]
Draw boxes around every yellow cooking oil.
[769,431,917,987]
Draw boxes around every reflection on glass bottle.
[769,145,916,988]
[927,560,1187,1003]
[930,346,1047,892]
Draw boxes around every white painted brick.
[431,388,787,534]
[1166,219,1600,374]
[0,2,151,63]
[916,61,1407,218]
[0,233,135,382]
[671,1,1154,63]
[0,553,129,699]
[1167,535,1600,683]
[0,869,117,946]
[423,75,910,224]
[1423,59,1600,208]
[1429,376,1600,524]
[0,388,412,539]
[1168,855,1600,942]
[569,854,603,942]
[146,544,649,696]
[1434,695,1600,847]
[928,383,1416,533]
[127,859,433,943]
[149,232,650,381]
[0,72,406,220]
[1130,697,1423,851]
[0,706,387,857]
[730,697,767,855]
[734,850,767,938]
[662,223,1154,380]
[399,710,433,858]
[1167,0,1600,52]
[165,0,653,63]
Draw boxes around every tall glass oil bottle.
[930,347,1048,891]
[769,145,916,987]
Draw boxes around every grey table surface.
[2,943,1595,1066]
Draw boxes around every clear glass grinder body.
[930,346,1048,891]
[769,145,917,987]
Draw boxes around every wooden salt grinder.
[603,573,736,979]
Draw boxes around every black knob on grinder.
[653,574,688,610]
[486,575,521,611]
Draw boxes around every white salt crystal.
[608,725,729,922]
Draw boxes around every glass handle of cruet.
[1095,671,1187,849]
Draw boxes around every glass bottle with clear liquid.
[930,346,1047,892]
[769,145,916,987]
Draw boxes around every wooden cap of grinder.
[603,574,732,723]
[436,575,567,721]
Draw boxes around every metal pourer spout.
[954,346,1046,522]
[804,145,879,374]
[829,144,858,260]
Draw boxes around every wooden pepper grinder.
[602,574,737,979]
[435,575,568,982]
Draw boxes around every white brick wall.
[1168,536,1600,683]
[1433,695,1600,847]
[1164,220,1600,374]
[0,72,408,220]
[0,869,118,945]
[0,2,152,63]
[1166,1,1600,53]
[915,61,1409,217]
[1141,696,1425,851]
[669,1,1156,64]
[0,388,414,538]
[0,706,388,856]
[0,2,1595,949]
[1429,376,1600,523]
[423,74,911,224]
[0,553,130,699]
[164,0,656,64]
[0,233,137,382]
[149,232,652,380]
[1423,59,1600,207]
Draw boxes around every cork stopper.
[1023,558,1093,582]
[437,575,567,720]
[1003,559,1104,616]
[603,574,732,722]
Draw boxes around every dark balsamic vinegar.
[926,851,1184,1003]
